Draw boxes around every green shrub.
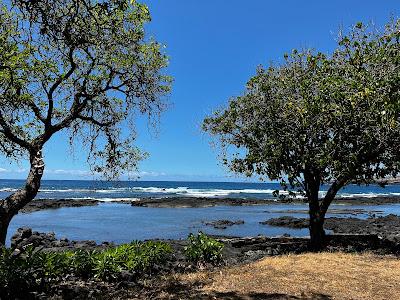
[0,240,173,296]
[93,241,172,280]
[37,251,72,280]
[127,240,173,272]
[93,251,122,280]
[0,246,43,298]
[184,232,224,265]
[69,249,97,278]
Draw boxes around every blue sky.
[1,0,399,181]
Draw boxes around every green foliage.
[0,246,46,298]
[0,0,172,247]
[93,241,172,280]
[203,19,400,247]
[0,241,172,297]
[204,19,400,190]
[184,232,224,265]
[36,251,70,280]
[0,0,171,177]
[69,249,97,278]
[93,251,122,281]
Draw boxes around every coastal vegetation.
[0,0,399,297]
[0,231,229,298]
[184,232,224,265]
[0,0,171,245]
[203,19,400,249]
[3,229,399,299]
[0,240,172,298]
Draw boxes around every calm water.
[2,180,400,245]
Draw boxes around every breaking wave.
[1,185,400,199]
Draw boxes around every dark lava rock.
[10,227,112,251]
[19,226,33,239]
[260,216,309,228]
[260,214,400,240]
[324,214,400,236]
[21,198,99,213]
[203,219,245,229]
[11,227,56,248]
[332,196,400,205]
[132,197,271,208]
[134,195,400,208]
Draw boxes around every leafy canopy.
[0,0,171,178]
[203,20,400,194]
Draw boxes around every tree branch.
[27,101,46,123]
[77,114,114,127]
[45,47,77,129]
[0,111,32,150]
[320,178,348,216]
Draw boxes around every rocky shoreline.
[21,198,99,213]
[6,226,400,299]
[131,196,400,208]
[9,226,400,265]
[10,227,113,251]
[131,197,273,208]
[17,195,400,214]
[263,214,400,240]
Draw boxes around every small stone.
[20,227,32,239]
[11,248,21,256]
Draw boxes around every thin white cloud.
[126,171,167,178]
[139,171,167,176]
[45,169,92,176]
[44,169,167,178]
[0,167,168,179]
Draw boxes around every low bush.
[93,241,172,280]
[0,241,172,298]
[184,232,224,265]
[69,249,97,278]
[0,246,39,298]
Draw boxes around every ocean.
[2,179,400,200]
[2,179,400,245]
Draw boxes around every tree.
[203,20,400,250]
[0,0,171,245]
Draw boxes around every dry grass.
[179,252,400,300]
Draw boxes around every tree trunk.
[304,168,326,251]
[0,212,11,246]
[0,150,45,246]
[309,208,326,251]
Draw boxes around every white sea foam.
[0,188,18,192]
[339,193,385,198]
[127,187,277,198]
[39,188,96,193]
[2,185,400,199]
[96,198,140,202]
[29,186,279,198]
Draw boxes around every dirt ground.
[159,252,400,300]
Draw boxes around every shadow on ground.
[142,280,333,300]
[34,275,333,300]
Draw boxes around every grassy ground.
[152,252,400,300]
